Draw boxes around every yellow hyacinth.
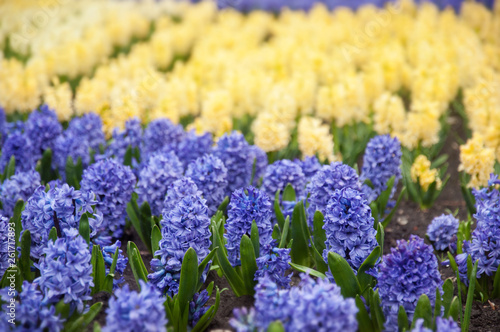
[459,135,495,189]
[411,155,442,192]
[297,116,335,162]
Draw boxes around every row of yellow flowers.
[0,0,499,189]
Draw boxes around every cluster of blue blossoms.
[427,214,459,252]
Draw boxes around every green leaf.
[289,262,326,279]
[65,156,81,190]
[12,200,24,249]
[127,241,148,289]
[376,223,384,255]
[192,287,222,332]
[282,184,296,202]
[376,176,395,216]
[197,247,218,291]
[151,225,161,257]
[356,295,375,332]
[126,197,144,242]
[411,294,432,329]
[66,302,102,332]
[0,267,22,292]
[40,149,53,184]
[3,156,15,181]
[212,224,245,296]
[310,242,328,273]
[79,213,90,245]
[279,216,290,249]
[382,187,406,228]
[290,201,311,266]
[463,260,478,332]
[250,220,260,259]
[217,196,229,214]
[272,223,281,243]
[327,252,361,298]
[93,322,102,332]
[442,279,454,316]
[91,245,106,295]
[139,201,153,253]
[240,235,258,294]
[20,230,33,281]
[267,321,285,332]
[123,145,133,167]
[357,246,381,291]
[274,190,285,231]
[369,289,385,331]
[48,227,58,242]
[493,263,500,298]
[178,248,199,314]
[312,211,326,253]
[447,296,460,321]
[398,305,409,331]
[434,286,442,329]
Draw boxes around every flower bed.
[1,0,500,331]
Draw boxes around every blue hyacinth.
[225,186,274,266]
[230,307,257,332]
[149,194,211,296]
[105,117,143,164]
[261,159,306,199]
[67,113,105,151]
[34,229,93,313]
[142,118,185,162]
[361,135,402,203]
[0,107,6,145]
[103,280,167,332]
[323,187,378,270]
[53,130,92,178]
[254,247,291,289]
[80,159,136,239]
[0,281,64,332]
[306,162,360,224]
[212,131,254,195]
[376,235,443,331]
[102,240,128,289]
[455,175,500,282]
[21,184,105,259]
[189,289,210,327]
[427,214,459,251]
[185,154,228,214]
[175,130,213,168]
[0,133,35,173]
[253,274,358,332]
[163,177,201,217]
[0,215,10,279]
[295,155,322,179]
[0,169,40,217]
[135,151,183,216]
[435,316,460,331]
[25,105,62,160]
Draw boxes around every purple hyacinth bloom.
[135,151,183,216]
[249,145,268,186]
[0,107,5,145]
[105,117,143,164]
[0,215,9,279]
[261,159,306,199]
[67,113,105,151]
[254,247,291,289]
[307,162,360,223]
[427,214,459,251]
[0,281,64,331]
[80,159,136,239]
[102,240,128,289]
[225,186,274,266]
[361,135,402,203]
[53,130,92,179]
[103,280,167,332]
[163,177,201,217]
[323,188,378,270]
[21,184,104,259]
[253,274,358,331]
[295,156,322,180]
[149,194,211,296]
[230,307,257,332]
[411,319,432,332]
[185,154,228,214]
[34,229,93,313]
[142,118,185,162]
[377,235,443,331]
[189,289,210,327]
[0,169,40,217]
[25,105,62,159]
[0,133,35,172]
[175,130,213,168]
[435,316,460,331]
[212,131,254,195]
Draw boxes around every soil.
[90,111,500,331]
